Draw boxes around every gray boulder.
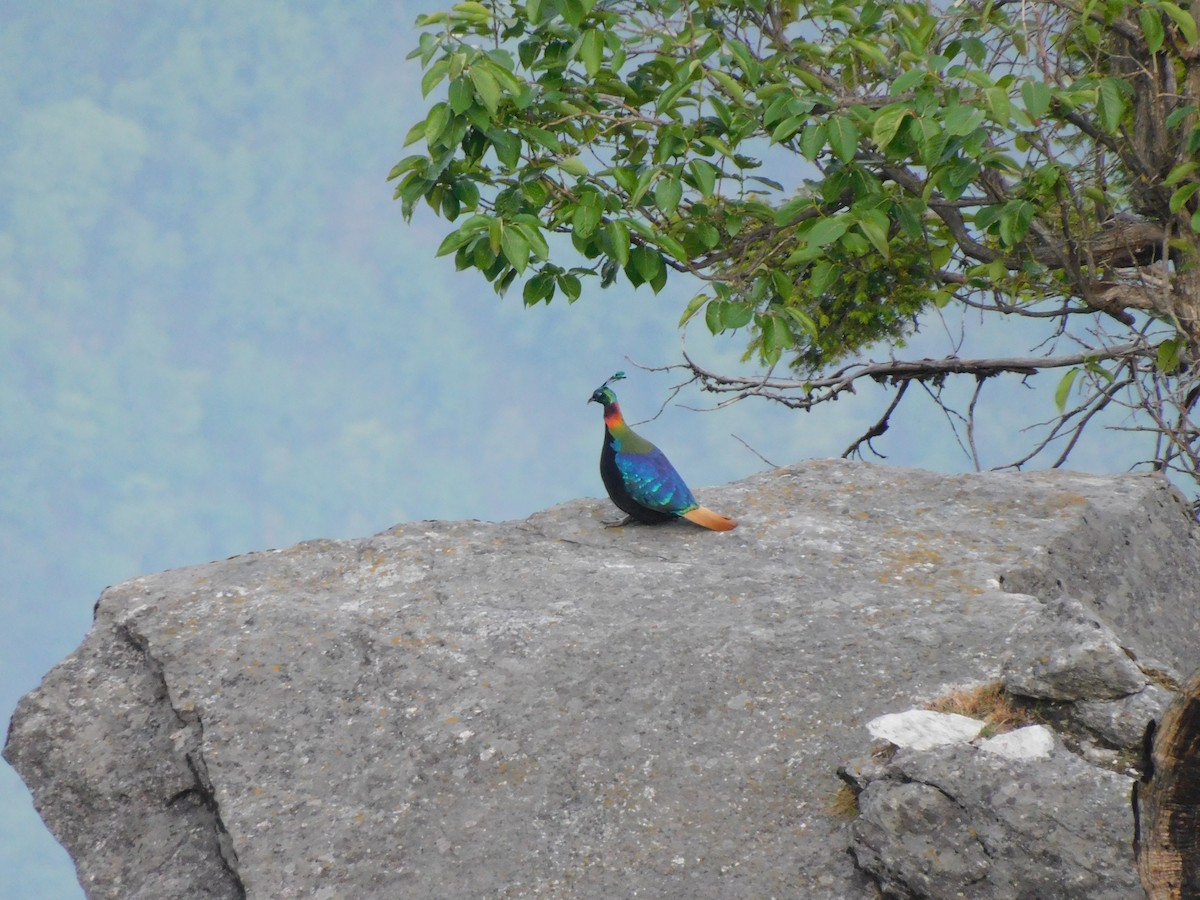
[849,737,1140,899]
[6,460,1200,898]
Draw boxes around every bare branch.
[731,433,781,468]
[842,380,910,460]
[655,342,1150,412]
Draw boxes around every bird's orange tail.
[682,506,738,531]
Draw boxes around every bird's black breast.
[599,433,677,524]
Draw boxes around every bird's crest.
[590,371,626,406]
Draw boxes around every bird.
[589,372,737,531]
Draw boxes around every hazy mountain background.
[0,4,1145,896]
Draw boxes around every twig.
[731,433,780,468]
[842,381,910,460]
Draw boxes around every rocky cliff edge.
[7,460,1200,898]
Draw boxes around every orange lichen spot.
[446,716,460,724]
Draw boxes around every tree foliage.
[396,0,1200,494]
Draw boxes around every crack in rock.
[114,623,247,900]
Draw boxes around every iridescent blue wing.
[614,447,697,515]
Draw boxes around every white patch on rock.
[867,710,984,749]
[979,725,1056,760]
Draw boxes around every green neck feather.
[605,402,656,454]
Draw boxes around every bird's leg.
[602,514,636,528]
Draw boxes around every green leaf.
[1169,181,1200,214]
[387,155,427,181]
[847,37,890,69]
[944,104,985,136]
[855,210,890,258]
[656,79,693,115]
[558,272,582,302]
[725,38,762,82]
[452,2,493,21]
[998,199,1034,245]
[1140,7,1165,53]
[705,299,724,334]
[689,160,719,197]
[631,246,665,286]
[523,127,562,153]
[1055,367,1079,412]
[436,228,476,257]
[561,0,589,27]
[808,260,838,296]
[761,314,792,362]
[402,120,427,148]
[721,302,754,330]
[448,77,474,114]
[422,60,450,97]
[771,269,795,302]
[654,176,683,215]
[783,306,818,340]
[578,28,603,79]
[1165,161,1199,186]
[692,222,720,249]
[805,214,851,248]
[710,70,746,105]
[826,115,860,164]
[500,225,530,274]
[424,103,451,146]
[1022,80,1052,120]
[1160,1,1199,45]
[984,87,1011,125]
[1157,338,1182,372]
[573,198,602,238]
[1097,78,1125,134]
[872,106,911,151]
[523,274,551,306]
[799,122,826,161]
[559,156,589,177]
[605,220,630,266]
[775,196,811,226]
[655,233,689,262]
[771,115,808,144]
[891,68,927,93]
[1166,104,1198,130]
[487,129,521,169]
[515,221,550,260]
[679,292,709,326]
[469,66,502,116]
[628,167,657,207]
[914,117,946,167]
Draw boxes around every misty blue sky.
[0,4,1153,897]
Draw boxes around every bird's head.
[590,386,616,406]
[589,371,626,407]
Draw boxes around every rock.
[1075,683,1175,750]
[6,461,1200,899]
[1002,596,1149,701]
[979,724,1056,760]
[867,710,985,750]
[851,741,1141,899]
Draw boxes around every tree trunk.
[1136,668,1200,899]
